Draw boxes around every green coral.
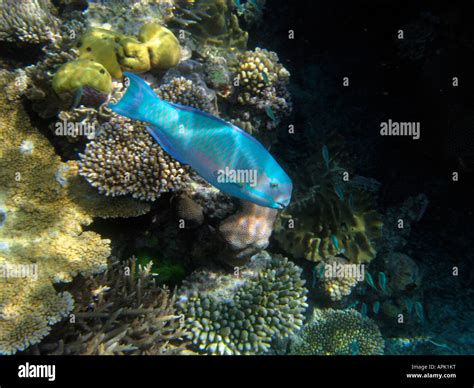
[177,251,308,355]
[290,308,385,355]
[52,59,113,94]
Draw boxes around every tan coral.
[0,70,150,355]
[218,200,278,266]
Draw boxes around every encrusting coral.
[0,70,150,355]
[0,0,61,44]
[290,308,385,355]
[177,251,308,355]
[25,256,191,355]
[78,113,190,201]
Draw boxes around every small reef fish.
[373,301,380,315]
[415,301,425,323]
[334,185,344,201]
[330,234,340,251]
[405,299,414,314]
[322,144,330,169]
[350,340,360,355]
[261,71,269,84]
[378,271,387,292]
[264,105,277,121]
[365,272,377,290]
[110,73,293,209]
[360,302,368,317]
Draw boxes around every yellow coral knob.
[138,23,181,70]
[52,59,112,94]
[117,36,151,74]
[78,28,123,78]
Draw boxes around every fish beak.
[275,202,286,210]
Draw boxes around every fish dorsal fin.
[146,125,188,165]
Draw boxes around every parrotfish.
[110,73,293,209]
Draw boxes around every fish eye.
[270,182,279,189]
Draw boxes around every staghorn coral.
[218,200,278,267]
[177,251,308,355]
[26,257,190,355]
[0,70,149,355]
[172,0,248,49]
[78,113,190,201]
[290,308,385,355]
[0,0,61,44]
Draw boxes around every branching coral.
[26,257,190,355]
[156,76,215,113]
[0,70,150,355]
[0,0,61,44]
[177,251,308,355]
[172,0,248,49]
[290,308,385,355]
[78,113,190,201]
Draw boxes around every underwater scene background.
[0,0,473,357]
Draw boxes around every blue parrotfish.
[109,73,293,209]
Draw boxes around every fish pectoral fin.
[146,125,188,165]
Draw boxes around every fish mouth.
[275,201,287,210]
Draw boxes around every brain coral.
[177,251,308,355]
[290,308,385,355]
[0,70,149,355]
[78,113,190,201]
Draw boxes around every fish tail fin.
[109,72,160,123]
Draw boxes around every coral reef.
[78,113,190,201]
[290,308,385,355]
[314,256,362,302]
[138,23,181,70]
[52,58,113,94]
[0,70,149,355]
[177,251,308,355]
[0,0,61,44]
[172,0,248,49]
[218,201,278,267]
[274,145,383,264]
[26,257,190,355]
[156,76,215,113]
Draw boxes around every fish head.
[248,168,293,210]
